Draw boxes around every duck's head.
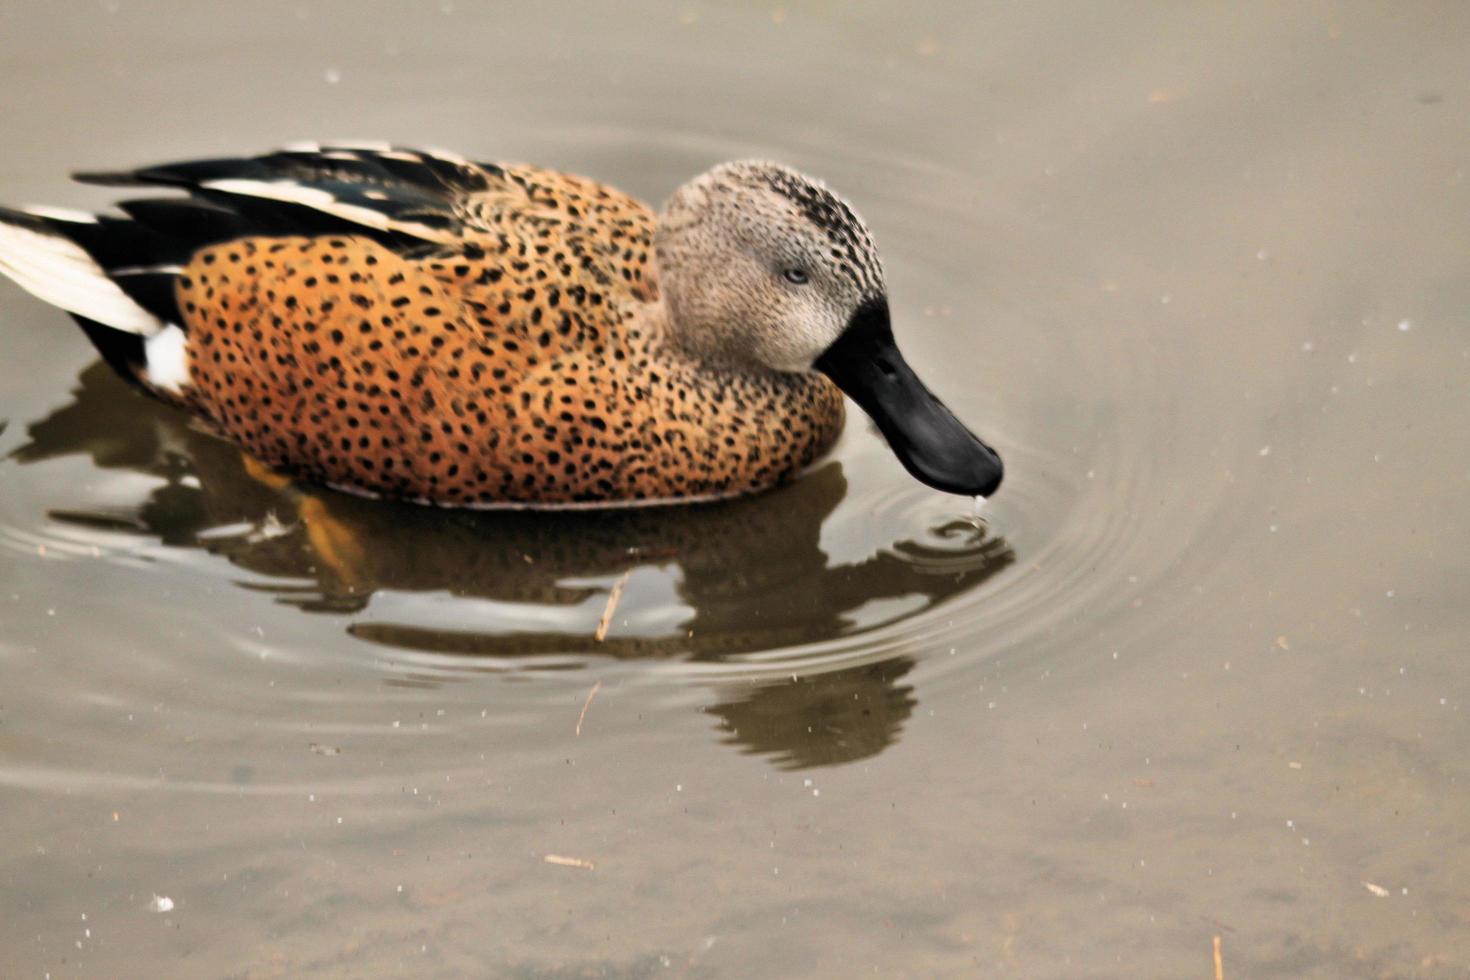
[654,160,1003,498]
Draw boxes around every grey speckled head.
[656,159,1003,498]
[654,160,886,372]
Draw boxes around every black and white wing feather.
[0,143,519,390]
[75,142,515,249]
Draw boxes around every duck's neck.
[640,298,785,380]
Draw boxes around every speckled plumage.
[2,147,848,506]
[168,164,844,505]
[3,144,1004,503]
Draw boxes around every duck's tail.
[0,203,194,393]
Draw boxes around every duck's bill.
[815,300,1004,498]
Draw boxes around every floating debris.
[247,512,292,544]
[148,895,174,913]
[594,571,631,642]
[575,679,603,737]
[309,743,342,756]
[1362,880,1391,898]
[544,854,595,871]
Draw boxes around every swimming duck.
[0,143,1002,507]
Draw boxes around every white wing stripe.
[22,205,99,224]
[110,264,186,276]
[201,178,453,242]
[0,221,161,334]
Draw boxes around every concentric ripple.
[0,121,1238,784]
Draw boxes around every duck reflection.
[711,658,919,771]
[14,364,1015,768]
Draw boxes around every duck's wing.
[74,141,527,253]
[0,144,540,386]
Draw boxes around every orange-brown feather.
[172,167,843,505]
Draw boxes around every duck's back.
[0,144,843,506]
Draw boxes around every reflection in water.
[12,364,1014,767]
[711,658,918,771]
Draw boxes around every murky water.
[2,2,1468,977]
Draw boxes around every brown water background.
[1,2,1468,977]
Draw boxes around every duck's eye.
[782,267,810,285]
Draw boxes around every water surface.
[1,2,1468,977]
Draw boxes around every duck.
[0,142,1002,508]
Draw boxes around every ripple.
[0,115,1241,780]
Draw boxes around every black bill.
[814,299,1003,498]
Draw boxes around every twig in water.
[1213,935,1224,980]
[594,570,631,642]
[543,853,595,870]
[575,679,603,737]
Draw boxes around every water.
[2,2,1468,976]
